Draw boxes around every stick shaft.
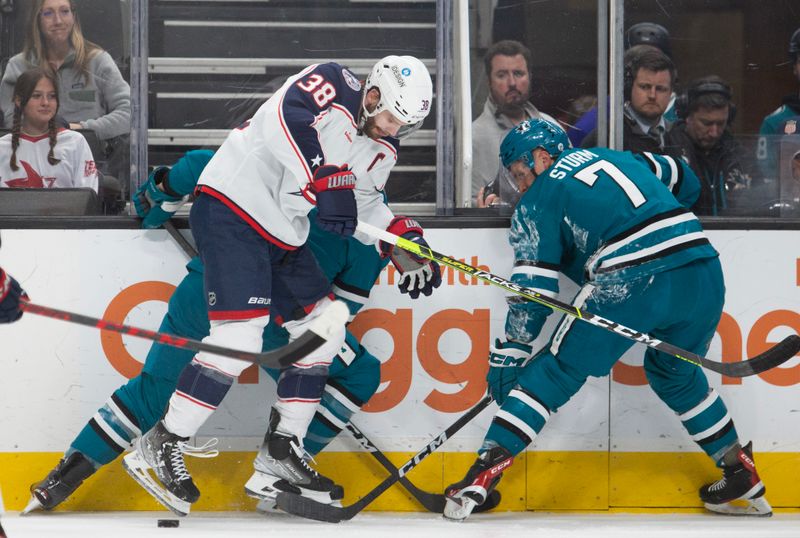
[276,396,493,521]
[18,301,317,367]
[358,220,799,377]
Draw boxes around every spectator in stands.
[667,76,750,216]
[582,45,677,154]
[0,0,130,146]
[568,22,676,147]
[769,116,800,215]
[0,68,98,192]
[757,27,800,182]
[473,40,558,207]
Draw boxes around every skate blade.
[704,495,773,517]
[245,474,342,506]
[21,496,43,515]
[443,496,478,522]
[256,498,280,514]
[244,472,280,502]
[122,450,190,517]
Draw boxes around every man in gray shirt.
[472,40,557,207]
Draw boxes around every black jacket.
[666,121,749,215]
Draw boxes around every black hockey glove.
[311,164,358,236]
[0,268,28,323]
[486,339,532,405]
[380,216,442,299]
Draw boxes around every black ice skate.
[443,446,513,521]
[245,410,343,506]
[700,441,772,517]
[23,451,96,514]
[123,421,218,517]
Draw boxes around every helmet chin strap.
[358,87,381,135]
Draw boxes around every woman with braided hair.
[0,68,97,191]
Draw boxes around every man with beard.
[122,55,437,514]
[472,40,558,207]
[583,45,677,155]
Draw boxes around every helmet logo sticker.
[390,65,407,87]
[401,67,411,76]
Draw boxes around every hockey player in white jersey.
[126,56,436,511]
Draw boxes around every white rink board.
[0,228,797,454]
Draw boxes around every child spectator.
[0,68,98,192]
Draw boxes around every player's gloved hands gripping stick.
[486,339,532,405]
[134,167,191,229]
[0,268,28,323]
[380,217,442,299]
[312,164,358,236]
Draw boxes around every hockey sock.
[304,379,364,455]
[71,393,143,466]
[164,359,234,437]
[485,387,550,455]
[678,388,739,465]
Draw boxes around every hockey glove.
[486,339,532,405]
[311,164,358,236]
[0,268,28,323]
[380,217,442,299]
[134,167,190,229]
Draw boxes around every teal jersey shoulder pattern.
[505,147,717,342]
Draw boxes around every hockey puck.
[157,519,180,528]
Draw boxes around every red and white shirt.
[0,129,98,192]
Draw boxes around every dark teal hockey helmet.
[500,119,570,170]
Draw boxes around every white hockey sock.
[273,399,320,442]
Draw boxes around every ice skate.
[443,446,513,521]
[123,421,218,516]
[23,452,95,514]
[245,411,343,506]
[700,441,772,517]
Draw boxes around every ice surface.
[2,511,799,538]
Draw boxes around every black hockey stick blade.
[19,300,346,369]
[276,396,494,522]
[701,334,800,377]
[357,221,799,378]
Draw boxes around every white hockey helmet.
[362,55,433,139]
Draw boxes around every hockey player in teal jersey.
[24,149,440,514]
[443,119,772,521]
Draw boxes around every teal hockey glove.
[134,167,190,229]
[486,339,532,405]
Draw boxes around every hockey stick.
[358,221,800,378]
[344,421,501,513]
[163,220,198,258]
[275,395,493,523]
[19,300,347,369]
